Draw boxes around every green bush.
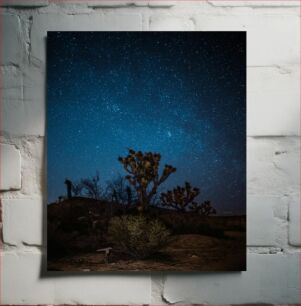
[108,215,170,259]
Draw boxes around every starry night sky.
[47,31,246,214]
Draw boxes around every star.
[47,31,246,214]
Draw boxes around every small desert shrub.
[108,215,170,259]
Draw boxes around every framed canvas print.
[47,31,246,272]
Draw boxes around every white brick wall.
[30,13,143,64]
[0,0,300,304]
[2,198,43,246]
[149,16,195,30]
[289,193,300,246]
[162,253,300,304]
[2,13,25,65]
[0,143,21,190]
[2,251,151,304]
[248,66,300,136]
[0,0,49,6]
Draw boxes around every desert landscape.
[48,151,246,272]
[48,197,245,271]
[47,32,246,272]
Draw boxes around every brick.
[288,193,300,246]
[22,66,46,136]
[87,1,136,7]
[194,11,299,67]
[86,0,174,7]
[207,0,300,7]
[0,0,49,6]
[2,251,151,304]
[2,198,43,246]
[163,253,299,304]
[1,65,22,101]
[133,1,149,6]
[272,138,300,193]
[247,137,299,197]
[2,13,25,65]
[53,274,150,304]
[0,143,21,191]
[149,16,194,31]
[2,65,45,136]
[20,137,44,196]
[1,65,22,135]
[248,66,299,136]
[148,1,175,7]
[247,195,277,246]
[30,13,142,64]
[2,252,55,304]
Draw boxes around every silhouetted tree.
[126,186,132,207]
[160,182,199,212]
[106,175,135,208]
[190,200,216,216]
[112,189,118,204]
[161,182,216,215]
[118,149,176,212]
[81,171,102,200]
[64,179,72,199]
[57,195,66,203]
[71,180,83,196]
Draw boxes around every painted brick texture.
[0,0,300,304]
[0,143,21,190]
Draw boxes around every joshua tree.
[106,175,135,207]
[161,182,216,215]
[118,149,176,212]
[64,179,73,199]
[189,200,216,216]
[71,180,83,196]
[126,186,132,207]
[81,171,102,200]
[160,182,199,212]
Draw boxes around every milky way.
[47,32,246,214]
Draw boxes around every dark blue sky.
[47,32,246,214]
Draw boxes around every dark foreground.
[48,198,246,272]
[48,232,245,272]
